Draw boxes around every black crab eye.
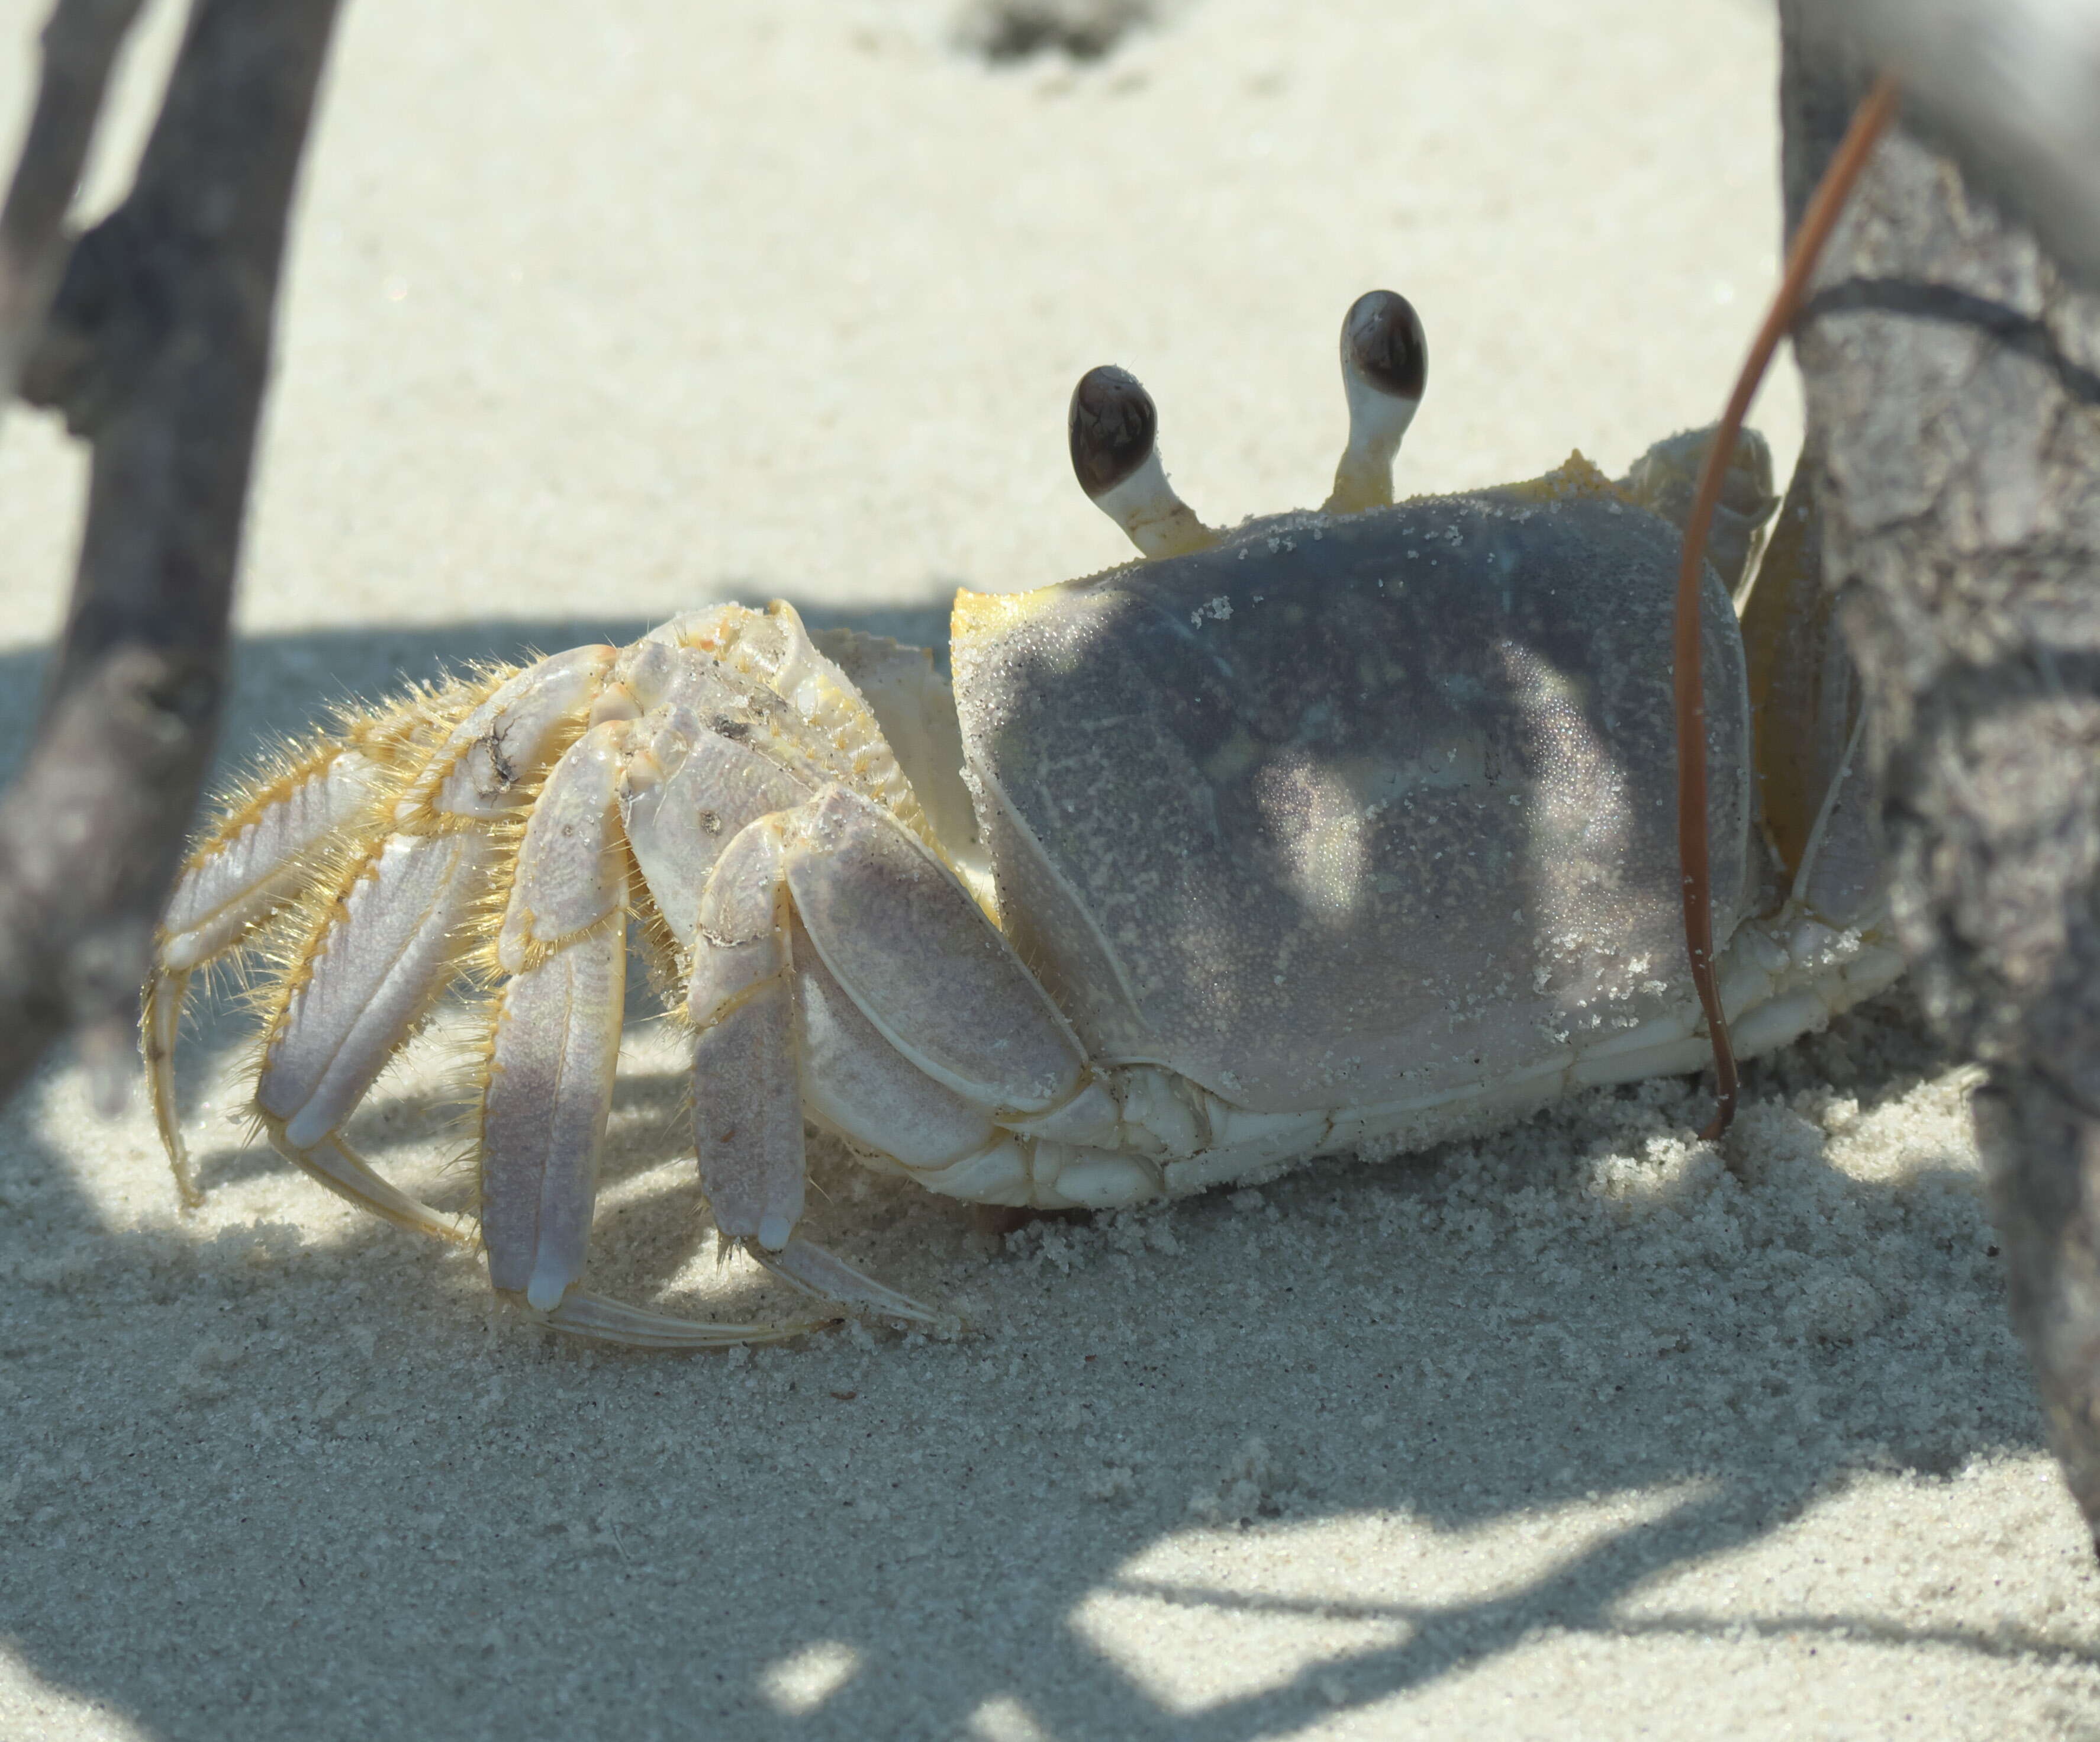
[1343,289,1426,403]
[1068,365,1158,501]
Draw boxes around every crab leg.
[479,720,630,1309]
[679,807,927,1324]
[622,713,817,957]
[684,813,895,1319]
[468,719,824,1348]
[148,682,491,1208]
[806,627,993,907]
[538,1289,824,1350]
[687,816,804,1245]
[682,787,1092,1324]
[780,789,1083,1117]
[253,648,614,1240]
[143,678,488,1205]
[146,739,393,1205]
[253,831,493,1241]
[791,916,1026,1198]
[160,746,384,975]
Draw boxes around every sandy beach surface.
[1,1,2096,1737]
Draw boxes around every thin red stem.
[1676,72,1899,1142]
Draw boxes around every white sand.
[1,1,2095,1736]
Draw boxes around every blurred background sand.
[0,2,2094,1737]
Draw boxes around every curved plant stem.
[1676,70,1899,1140]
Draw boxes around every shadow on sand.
[0,614,2073,1740]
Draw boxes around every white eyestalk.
[1068,365,1217,559]
[1324,289,1426,514]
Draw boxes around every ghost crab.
[143,290,1903,1347]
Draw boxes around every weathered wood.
[1780,2,2100,1543]
[0,0,143,401]
[0,0,342,1106]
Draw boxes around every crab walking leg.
[686,820,810,1246]
[141,976,203,1205]
[538,1289,828,1350]
[480,721,632,1311]
[161,748,387,971]
[151,683,479,1218]
[152,682,480,971]
[147,736,400,1205]
[254,647,617,1239]
[684,808,936,1324]
[154,675,488,983]
[252,831,494,1240]
[474,723,830,1350]
[685,787,1091,1317]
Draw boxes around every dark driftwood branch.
[0,0,342,1108]
[0,0,142,400]
[1778,2,2100,1543]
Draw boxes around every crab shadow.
[0,618,2074,1742]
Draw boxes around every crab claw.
[1326,288,1426,513]
[1067,364,1216,559]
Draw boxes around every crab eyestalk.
[1324,289,1426,514]
[1068,365,1218,558]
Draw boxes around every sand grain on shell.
[2,1,2096,1738]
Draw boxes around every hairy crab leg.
[469,714,828,1350]
[253,647,616,1239]
[479,719,632,1310]
[252,827,496,1242]
[652,600,945,855]
[148,742,386,1205]
[252,1128,469,1242]
[159,746,385,973]
[145,687,474,1206]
